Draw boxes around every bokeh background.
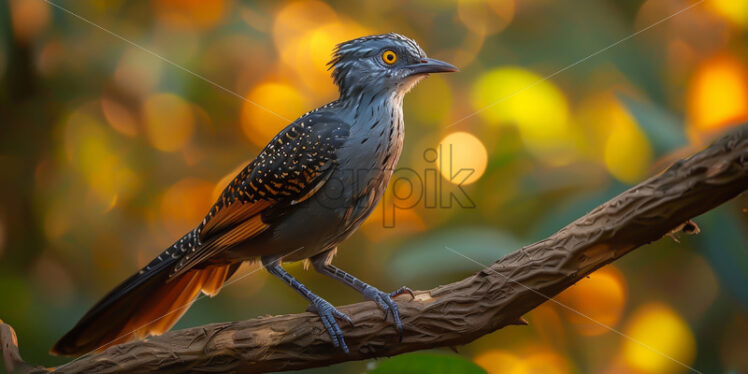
[1,0,747,373]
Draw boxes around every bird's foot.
[309,297,353,353]
[361,285,414,337]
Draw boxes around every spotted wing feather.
[170,116,350,277]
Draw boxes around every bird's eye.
[382,50,397,65]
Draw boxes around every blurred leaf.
[370,353,486,374]
[617,94,687,155]
[697,207,748,304]
[0,274,32,325]
[391,227,521,283]
[533,182,628,239]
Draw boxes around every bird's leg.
[261,256,353,353]
[310,253,414,336]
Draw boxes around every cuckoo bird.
[52,33,457,355]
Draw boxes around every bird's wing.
[170,116,350,277]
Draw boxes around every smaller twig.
[1,321,44,374]
[666,220,700,243]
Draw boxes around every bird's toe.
[311,299,350,353]
[362,285,408,335]
[389,286,415,299]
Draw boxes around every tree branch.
[2,124,747,374]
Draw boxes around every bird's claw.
[310,298,352,354]
[362,285,412,339]
[389,286,415,300]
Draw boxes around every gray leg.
[310,252,413,336]
[261,256,352,353]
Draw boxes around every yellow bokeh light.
[623,303,696,374]
[65,108,108,168]
[64,106,139,208]
[474,349,570,374]
[576,92,652,183]
[241,82,308,146]
[708,0,748,27]
[143,93,195,152]
[471,67,573,163]
[474,350,523,374]
[603,112,652,183]
[457,0,515,36]
[523,351,570,374]
[575,92,653,182]
[273,0,338,48]
[556,266,626,336]
[687,55,748,136]
[273,0,369,97]
[436,131,488,185]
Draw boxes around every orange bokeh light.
[241,82,307,146]
[101,98,138,138]
[361,201,426,242]
[160,178,215,238]
[153,0,228,30]
[687,55,748,137]
[9,0,50,43]
[556,265,627,336]
[436,131,488,185]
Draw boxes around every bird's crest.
[327,33,425,90]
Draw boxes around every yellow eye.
[382,50,397,65]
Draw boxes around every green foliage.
[391,227,521,283]
[369,353,487,374]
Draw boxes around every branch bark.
[2,125,747,374]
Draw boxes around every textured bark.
[2,124,747,374]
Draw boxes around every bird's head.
[328,33,457,100]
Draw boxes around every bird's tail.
[51,243,239,356]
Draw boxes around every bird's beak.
[405,58,459,76]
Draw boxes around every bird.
[52,33,457,356]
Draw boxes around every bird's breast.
[329,102,404,228]
[345,105,403,190]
